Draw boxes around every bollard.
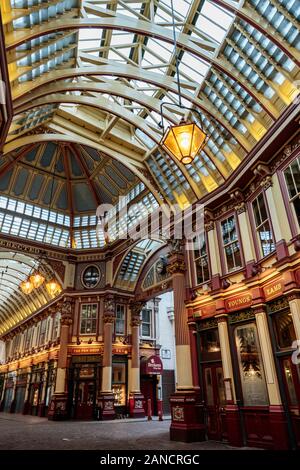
[147,398,152,421]
[157,399,163,421]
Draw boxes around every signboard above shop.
[140,355,163,375]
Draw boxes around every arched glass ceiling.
[0,251,59,335]
[1,0,299,208]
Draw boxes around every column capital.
[252,304,267,316]
[204,220,215,232]
[215,313,229,323]
[167,258,186,275]
[286,290,300,302]
[260,175,273,190]
[235,202,246,214]
[129,300,146,317]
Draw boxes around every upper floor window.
[52,313,61,340]
[115,304,125,335]
[252,193,275,257]
[284,157,300,228]
[80,304,97,335]
[24,327,33,350]
[141,308,152,338]
[193,233,210,285]
[39,319,47,346]
[221,215,242,272]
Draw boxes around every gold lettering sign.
[225,294,252,312]
[263,280,283,300]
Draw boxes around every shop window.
[272,310,296,350]
[235,323,269,406]
[193,233,210,284]
[80,304,97,335]
[141,308,152,338]
[252,193,275,257]
[112,363,126,406]
[200,328,221,362]
[221,215,242,272]
[115,304,125,335]
[284,156,300,228]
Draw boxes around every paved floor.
[0,413,253,450]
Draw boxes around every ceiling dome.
[0,142,138,215]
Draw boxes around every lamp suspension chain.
[171,0,182,108]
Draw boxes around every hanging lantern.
[29,271,45,289]
[20,279,34,295]
[161,119,207,165]
[45,278,62,296]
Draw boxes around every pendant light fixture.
[160,0,207,164]
[19,150,62,297]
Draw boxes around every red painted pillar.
[167,247,206,442]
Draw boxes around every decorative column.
[128,301,145,418]
[216,313,242,447]
[253,305,289,449]
[100,295,116,420]
[48,300,73,420]
[235,202,257,278]
[167,241,205,442]
[205,220,222,290]
[37,362,49,417]
[287,292,300,341]
[263,175,290,260]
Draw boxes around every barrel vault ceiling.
[0,0,299,336]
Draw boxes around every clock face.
[82,265,101,288]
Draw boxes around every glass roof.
[0,0,299,235]
[0,251,59,335]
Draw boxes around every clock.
[82,265,101,289]
[156,257,166,275]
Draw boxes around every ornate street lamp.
[159,0,207,164]
[162,118,207,165]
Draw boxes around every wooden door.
[75,381,95,420]
[203,363,227,441]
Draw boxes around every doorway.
[280,357,300,448]
[203,363,227,441]
[74,381,96,420]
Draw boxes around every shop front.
[44,361,56,417]
[28,363,45,416]
[1,371,16,413]
[140,355,163,417]
[112,356,127,417]
[14,369,28,414]
[69,355,102,420]
[266,297,300,449]
[197,319,227,442]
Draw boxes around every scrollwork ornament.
[104,296,115,314]
[60,301,73,326]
